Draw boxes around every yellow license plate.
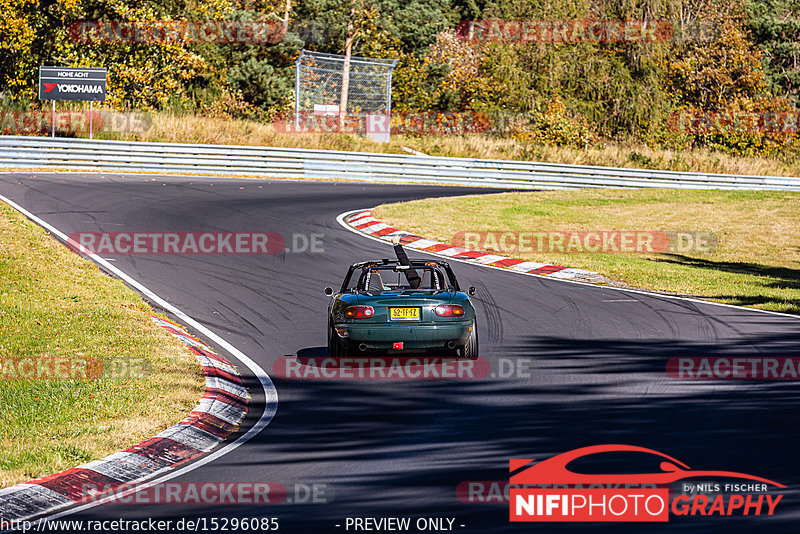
[390,307,420,320]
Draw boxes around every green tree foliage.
[291,0,461,112]
[294,0,455,56]
[664,0,767,110]
[0,0,796,157]
[0,0,38,100]
[746,0,800,106]
[0,0,235,108]
[213,6,303,115]
[661,0,796,156]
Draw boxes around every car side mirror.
[468,287,476,296]
[324,286,333,296]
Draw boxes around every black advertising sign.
[38,66,107,101]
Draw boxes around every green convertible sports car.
[324,259,478,358]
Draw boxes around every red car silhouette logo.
[511,444,785,487]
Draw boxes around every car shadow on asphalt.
[218,330,800,533]
[84,331,800,533]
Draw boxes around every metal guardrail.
[1,135,799,190]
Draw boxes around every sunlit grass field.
[0,202,203,488]
[374,189,800,314]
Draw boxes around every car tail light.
[345,305,375,319]
[435,305,464,317]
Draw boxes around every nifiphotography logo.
[509,445,785,522]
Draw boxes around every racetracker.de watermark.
[68,20,286,44]
[455,19,674,43]
[0,356,148,380]
[274,111,492,136]
[273,356,532,380]
[452,231,718,254]
[76,481,332,505]
[66,18,720,47]
[667,357,800,380]
[67,19,348,46]
[0,111,152,134]
[67,232,324,255]
[669,111,800,135]
[457,481,658,504]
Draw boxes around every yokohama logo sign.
[39,66,107,101]
[43,83,104,94]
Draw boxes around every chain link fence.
[294,49,398,141]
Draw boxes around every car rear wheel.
[462,324,479,359]
[328,325,346,358]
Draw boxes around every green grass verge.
[373,189,800,315]
[0,202,204,488]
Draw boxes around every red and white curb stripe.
[345,209,606,282]
[0,315,249,523]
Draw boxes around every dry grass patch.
[77,111,800,178]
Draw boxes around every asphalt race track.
[1,172,799,533]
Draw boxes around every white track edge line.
[336,208,800,321]
[0,194,279,525]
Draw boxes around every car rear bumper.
[335,321,473,350]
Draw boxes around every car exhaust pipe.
[359,343,368,352]
[446,341,456,349]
